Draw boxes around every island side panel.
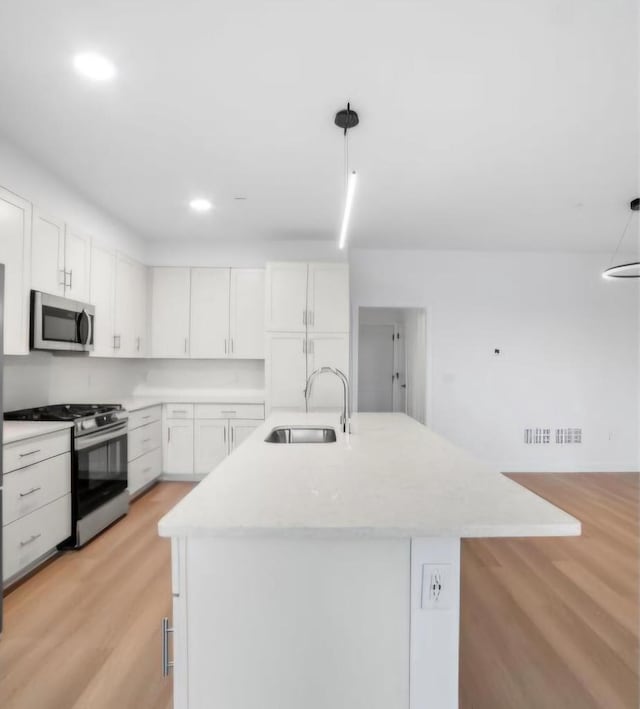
[410,537,461,709]
[184,536,411,709]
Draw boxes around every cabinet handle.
[172,409,189,414]
[223,426,227,443]
[113,335,121,350]
[19,533,41,547]
[68,269,73,291]
[142,467,152,474]
[141,415,152,420]
[167,427,171,443]
[230,338,234,354]
[142,438,152,444]
[231,426,234,444]
[184,338,188,354]
[221,410,236,415]
[19,486,42,497]
[162,617,174,676]
[19,448,41,458]
[136,336,141,352]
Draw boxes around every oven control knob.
[81,420,95,430]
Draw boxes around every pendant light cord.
[608,211,636,267]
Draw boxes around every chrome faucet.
[304,367,351,434]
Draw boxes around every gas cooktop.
[4,403,124,422]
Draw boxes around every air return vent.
[524,428,551,444]
[556,428,582,444]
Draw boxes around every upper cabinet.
[265,262,349,334]
[151,267,191,357]
[90,244,116,357]
[31,216,91,302]
[151,266,264,359]
[0,187,32,355]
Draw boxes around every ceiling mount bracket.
[334,103,359,135]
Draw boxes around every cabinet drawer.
[128,447,162,496]
[3,494,71,582]
[3,429,71,474]
[128,405,162,430]
[128,420,162,461]
[194,403,265,420]
[3,453,71,526]
[164,404,194,419]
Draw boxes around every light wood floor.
[1,475,638,709]
[460,473,639,709]
[0,482,194,709]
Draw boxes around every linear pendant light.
[334,103,359,250]
[603,198,640,279]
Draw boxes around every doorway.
[357,307,426,423]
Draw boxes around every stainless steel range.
[4,404,129,547]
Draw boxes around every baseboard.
[501,465,639,474]
[160,473,207,483]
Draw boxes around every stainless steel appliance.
[4,404,129,548]
[30,291,94,352]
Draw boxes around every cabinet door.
[151,268,191,357]
[230,419,259,451]
[0,187,31,355]
[265,262,308,332]
[307,263,349,333]
[132,261,148,357]
[113,255,137,357]
[64,226,91,301]
[194,419,229,475]
[31,209,65,296]
[229,268,265,359]
[90,244,116,356]
[308,333,350,410]
[190,268,230,359]
[163,420,194,475]
[265,333,307,411]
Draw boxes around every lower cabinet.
[127,406,162,497]
[163,403,264,479]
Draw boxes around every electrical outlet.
[421,563,453,610]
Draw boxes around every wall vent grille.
[556,428,582,444]
[524,428,551,444]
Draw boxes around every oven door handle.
[75,423,128,451]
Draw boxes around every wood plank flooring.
[1,475,637,708]
[0,482,194,709]
[460,473,639,709]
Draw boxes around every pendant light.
[334,103,359,250]
[603,198,640,279]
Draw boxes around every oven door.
[74,424,128,519]
[31,291,95,352]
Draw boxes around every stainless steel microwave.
[30,291,95,352]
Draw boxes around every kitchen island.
[158,412,580,709]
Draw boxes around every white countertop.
[121,388,266,411]
[158,412,581,540]
[3,420,74,445]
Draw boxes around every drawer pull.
[142,467,152,473]
[141,415,152,420]
[19,449,41,458]
[19,533,42,547]
[221,410,237,415]
[142,438,152,443]
[172,410,189,414]
[19,486,42,498]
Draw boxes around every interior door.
[150,267,191,357]
[358,324,394,412]
[194,420,228,474]
[266,333,307,411]
[89,244,116,357]
[0,187,31,355]
[307,333,350,410]
[31,209,65,296]
[265,262,308,332]
[307,263,349,333]
[229,268,265,358]
[64,226,91,301]
[190,268,230,358]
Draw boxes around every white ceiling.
[0,0,637,250]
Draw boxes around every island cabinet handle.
[161,617,174,676]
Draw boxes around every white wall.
[350,249,639,473]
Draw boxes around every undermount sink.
[264,426,337,444]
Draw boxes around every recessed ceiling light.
[189,198,214,212]
[73,52,116,81]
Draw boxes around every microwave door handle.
[78,309,91,346]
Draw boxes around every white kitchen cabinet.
[151,267,191,357]
[307,262,349,333]
[132,260,148,356]
[0,187,32,355]
[63,225,91,302]
[31,209,65,296]
[114,255,142,357]
[163,419,195,476]
[307,333,350,409]
[265,333,308,410]
[190,268,229,359]
[229,419,260,451]
[265,262,308,332]
[89,244,116,357]
[229,268,265,358]
[128,405,162,497]
[194,420,229,475]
